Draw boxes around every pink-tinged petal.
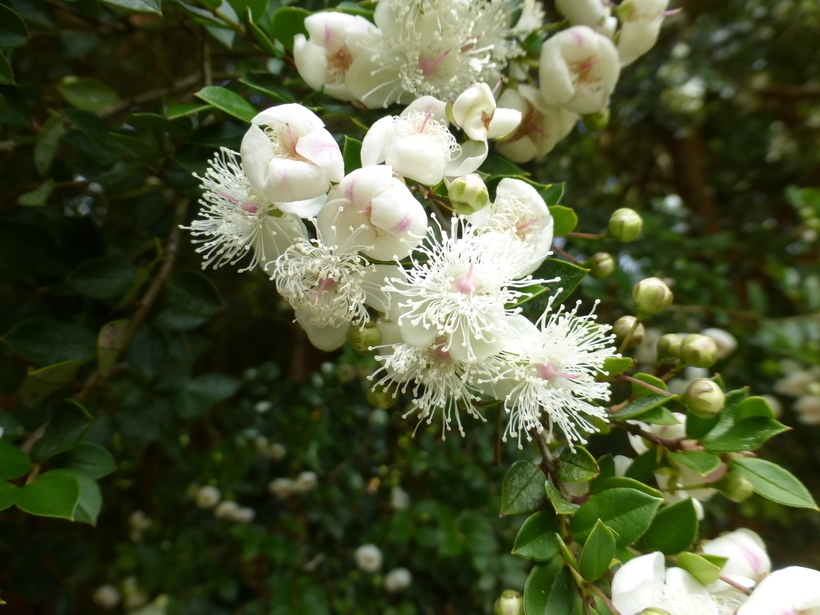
[361,116,396,166]
[295,127,344,182]
[277,194,327,218]
[264,158,329,203]
[252,103,324,135]
[385,133,447,185]
[240,124,276,196]
[304,12,357,54]
[487,108,523,140]
[339,165,394,206]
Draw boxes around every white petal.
[361,116,396,167]
[293,37,329,92]
[262,157,329,203]
[611,552,666,615]
[251,103,324,134]
[240,124,276,197]
[385,133,447,185]
[295,127,344,182]
[487,107,523,140]
[443,139,488,179]
[277,194,327,218]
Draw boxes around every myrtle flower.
[555,0,612,31]
[451,83,522,142]
[185,148,308,273]
[737,567,820,615]
[617,0,671,66]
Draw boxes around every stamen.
[419,49,450,78]
[536,361,580,381]
[315,276,337,300]
[453,263,477,295]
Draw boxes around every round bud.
[683,378,725,418]
[638,610,672,615]
[608,208,643,242]
[494,590,524,615]
[715,470,755,503]
[367,384,397,409]
[582,109,610,132]
[586,252,615,280]
[656,333,682,363]
[680,334,719,368]
[195,485,221,509]
[347,322,382,355]
[633,277,674,314]
[613,315,645,348]
[448,173,490,215]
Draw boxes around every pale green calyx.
[683,378,725,418]
[608,207,643,242]
[715,470,755,503]
[448,173,490,215]
[633,277,674,314]
[656,333,682,363]
[494,590,524,615]
[347,322,382,355]
[613,315,645,348]
[586,252,615,280]
[680,334,719,368]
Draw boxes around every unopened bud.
[195,485,221,509]
[715,470,755,503]
[608,208,643,242]
[639,609,671,615]
[656,333,682,363]
[613,315,645,348]
[681,334,718,368]
[582,109,610,132]
[683,378,725,418]
[633,277,674,314]
[586,252,615,280]
[367,384,397,409]
[448,174,490,215]
[347,322,382,355]
[494,589,524,615]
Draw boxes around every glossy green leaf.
[15,470,80,519]
[642,499,698,555]
[704,417,789,453]
[0,53,14,85]
[668,450,722,476]
[162,270,224,317]
[97,319,130,378]
[556,446,598,482]
[247,18,280,56]
[501,460,547,516]
[0,481,17,511]
[624,449,658,482]
[589,454,615,494]
[195,86,258,123]
[481,155,529,179]
[3,319,97,365]
[540,183,564,207]
[676,552,727,585]
[730,457,818,509]
[343,136,363,176]
[640,406,681,425]
[686,388,747,440]
[527,258,589,308]
[545,478,579,514]
[31,399,93,463]
[569,488,662,547]
[734,396,776,422]
[51,442,116,479]
[70,258,138,300]
[18,360,84,408]
[601,356,634,377]
[601,477,662,499]
[101,0,162,14]
[524,558,578,615]
[270,7,310,51]
[0,438,31,480]
[60,468,102,524]
[59,76,121,112]
[549,206,578,236]
[512,511,559,561]
[629,373,668,398]
[167,103,213,119]
[0,5,29,47]
[34,114,65,175]
[239,72,295,103]
[610,394,676,421]
[17,179,54,206]
[579,520,616,581]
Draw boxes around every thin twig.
[552,245,579,264]
[611,421,691,452]
[718,575,753,595]
[565,232,603,240]
[98,73,202,118]
[616,317,640,354]
[587,583,623,615]
[617,374,670,397]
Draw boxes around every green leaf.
[676,552,727,585]
[600,477,662,498]
[579,520,616,581]
[686,388,747,440]
[247,18,281,57]
[512,511,559,561]
[733,396,776,422]
[343,136,363,175]
[17,179,54,207]
[610,394,676,421]
[556,446,598,482]
[15,469,80,519]
[167,103,213,119]
[501,460,547,516]
[162,270,224,317]
[0,53,14,85]
[59,76,121,112]
[589,454,615,494]
[0,438,31,480]
[0,5,29,47]
[545,478,579,514]
[3,319,97,365]
[34,114,65,175]
[97,319,130,378]
[523,558,578,615]
[31,399,93,463]
[18,360,84,408]
[570,488,662,547]
[549,206,578,236]
[101,0,162,14]
[0,481,18,511]
[528,258,589,307]
[730,458,818,509]
[195,86,258,123]
[642,499,698,555]
[59,468,102,524]
[186,373,242,402]
[51,442,115,479]
[70,258,138,300]
[704,417,789,453]
[624,449,658,482]
[668,450,722,476]
[540,183,564,207]
[629,373,668,398]
[601,357,634,377]
[270,7,310,51]
[481,155,529,179]
[239,73,295,103]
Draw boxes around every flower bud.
[347,322,382,355]
[195,485,221,509]
[585,252,615,280]
[354,544,383,573]
[683,378,725,418]
[633,277,674,314]
[656,333,682,363]
[448,174,490,215]
[613,315,645,348]
[384,567,413,593]
[582,109,610,132]
[715,470,755,503]
[494,590,524,615]
[367,384,397,409]
[268,478,294,499]
[680,334,719,368]
[608,208,643,242]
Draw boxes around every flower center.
[432,339,452,363]
[315,276,338,299]
[263,123,311,163]
[453,263,478,295]
[536,361,579,381]
[419,50,450,77]
[326,45,353,84]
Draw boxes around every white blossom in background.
[268,477,295,499]
[390,485,410,511]
[185,148,308,273]
[240,104,344,206]
[617,0,671,66]
[317,165,427,261]
[384,568,413,593]
[737,567,820,615]
[294,471,319,493]
[794,394,820,425]
[495,86,578,163]
[294,13,378,101]
[539,25,620,115]
[194,485,221,509]
[701,528,771,581]
[93,585,122,609]
[214,500,241,519]
[451,83,522,142]
[555,0,611,30]
[354,544,383,573]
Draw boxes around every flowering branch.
[611,420,690,452]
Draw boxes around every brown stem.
[565,232,603,239]
[617,374,670,397]
[587,583,623,615]
[529,428,573,501]
[552,245,579,264]
[612,421,691,452]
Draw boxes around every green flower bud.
[367,384,397,409]
[608,208,643,242]
[585,252,615,280]
[715,470,755,503]
[494,590,524,615]
[582,109,610,132]
[638,609,672,615]
[448,173,490,215]
[680,334,719,368]
[613,315,644,348]
[683,378,726,418]
[656,333,682,363]
[633,277,674,314]
[347,322,382,355]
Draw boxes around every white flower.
[294,13,378,101]
[384,568,413,593]
[128,510,151,531]
[240,104,344,205]
[267,478,294,499]
[354,544,383,573]
[268,442,286,461]
[468,177,554,276]
[390,486,410,511]
[612,552,720,615]
[185,148,308,273]
[701,529,771,582]
[452,83,522,142]
[774,370,815,397]
[194,485,221,509]
[317,165,428,261]
[214,500,241,518]
[555,0,612,29]
[93,585,121,609]
[495,86,578,163]
[617,0,670,66]
[499,301,616,447]
[294,471,318,493]
[737,566,820,615]
[795,395,820,425]
[539,25,620,115]
[232,507,255,524]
